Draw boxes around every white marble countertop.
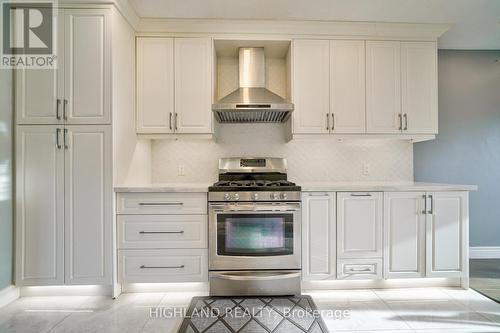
[114,182,477,193]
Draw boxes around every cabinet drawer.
[116,192,207,215]
[117,215,207,249]
[337,258,382,280]
[119,249,208,283]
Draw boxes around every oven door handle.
[210,204,300,212]
[211,271,300,281]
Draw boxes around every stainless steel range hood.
[212,47,294,123]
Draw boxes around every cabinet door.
[401,42,438,134]
[302,192,336,280]
[366,41,401,134]
[64,9,111,124]
[384,192,426,278]
[337,192,382,259]
[174,38,213,133]
[426,192,467,277]
[15,11,63,125]
[15,126,64,286]
[292,40,330,134]
[64,125,112,285]
[330,40,366,133]
[136,37,174,134]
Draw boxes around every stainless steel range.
[208,157,301,296]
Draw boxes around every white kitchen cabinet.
[330,40,366,133]
[384,192,426,278]
[15,126,65,286]
[302,192,336,280]
[174,38,213,133]
[401,42,438,134]
[64,126,112,285]
[292,40,330,134]
[136,38,175,134]
[426,191,467,277]
[15,9,111,125]
[15,125,112,286]
[366,41,402,134]
[337,192,383,259]
[63,9,111,125]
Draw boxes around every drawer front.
[337,258,383,280]
[119,249,208,283]
[117,192,207,215]
[117,215,207,249]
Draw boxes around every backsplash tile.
[152,124,413,183]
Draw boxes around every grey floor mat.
[470,259,500,303]
[178,295,328,333]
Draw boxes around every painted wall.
[0,68,13,289]
[414,50,500,246]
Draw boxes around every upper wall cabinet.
[136,37,213,135]
[16,9,111,125]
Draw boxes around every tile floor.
[0,288,499,333]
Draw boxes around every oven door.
[209,202,301,270]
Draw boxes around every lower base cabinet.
[118,249,208,283]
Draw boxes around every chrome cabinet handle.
[403,114,408,131]
[63,128,68,149]
[56,99,61,120]
[350,193,372,197]
[138,202,184,206]
[398,114,403,130]
[326,113,330,131]
[331,113,335,131]
[63,100,68,120]
[139,231,184,234]
[346,268,371,273]
[56,128,62,149]
[174,113,178,131]
[422,194,427,214]
[140,265,184,269]
[428,194,434,214]
[169,112,173,130]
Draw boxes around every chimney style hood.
[212,47,294,123]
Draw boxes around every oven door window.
[217,213,293,256]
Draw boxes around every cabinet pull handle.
[56,128,62,149]
[63,128,68,149]
[140,265,184,269]
[350,193,372,197]
[169,112,173,130]
[139,231,184,234]
[56,99,61,120]
[138,202,184,206]
[63,100,68,120]
[174,113,178,131]
[398,114,403,130]
[326,113,330,131]
[403,114,408,131]
[422,194,427,214]
[347,268,371,273]
[428,194,434,214]
[331,113,335,131]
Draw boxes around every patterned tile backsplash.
[152,124,413,183]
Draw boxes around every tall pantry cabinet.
[15,8,112,286]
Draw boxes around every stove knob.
[252,193,259,200]
[271,192,279,200]
[280,193,288,200]
[233,193,240,201]
[224,193,231,201]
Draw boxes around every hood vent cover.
[212,47,294,123]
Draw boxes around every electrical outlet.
[178,165,185,176]
[362,163,370,176]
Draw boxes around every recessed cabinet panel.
[136,38,174,133]
[292,40,330,134]
[366,41,401,134]
[337,192,382,259]
[330,40,366,133]
[384,192,426,278]
[401,42,438,134]
[64,126,112,285]
[174,38,213,133]
[302,192,336,280]
[16,126,64,286]
[64,9,111,124]
[426,192,466,277]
